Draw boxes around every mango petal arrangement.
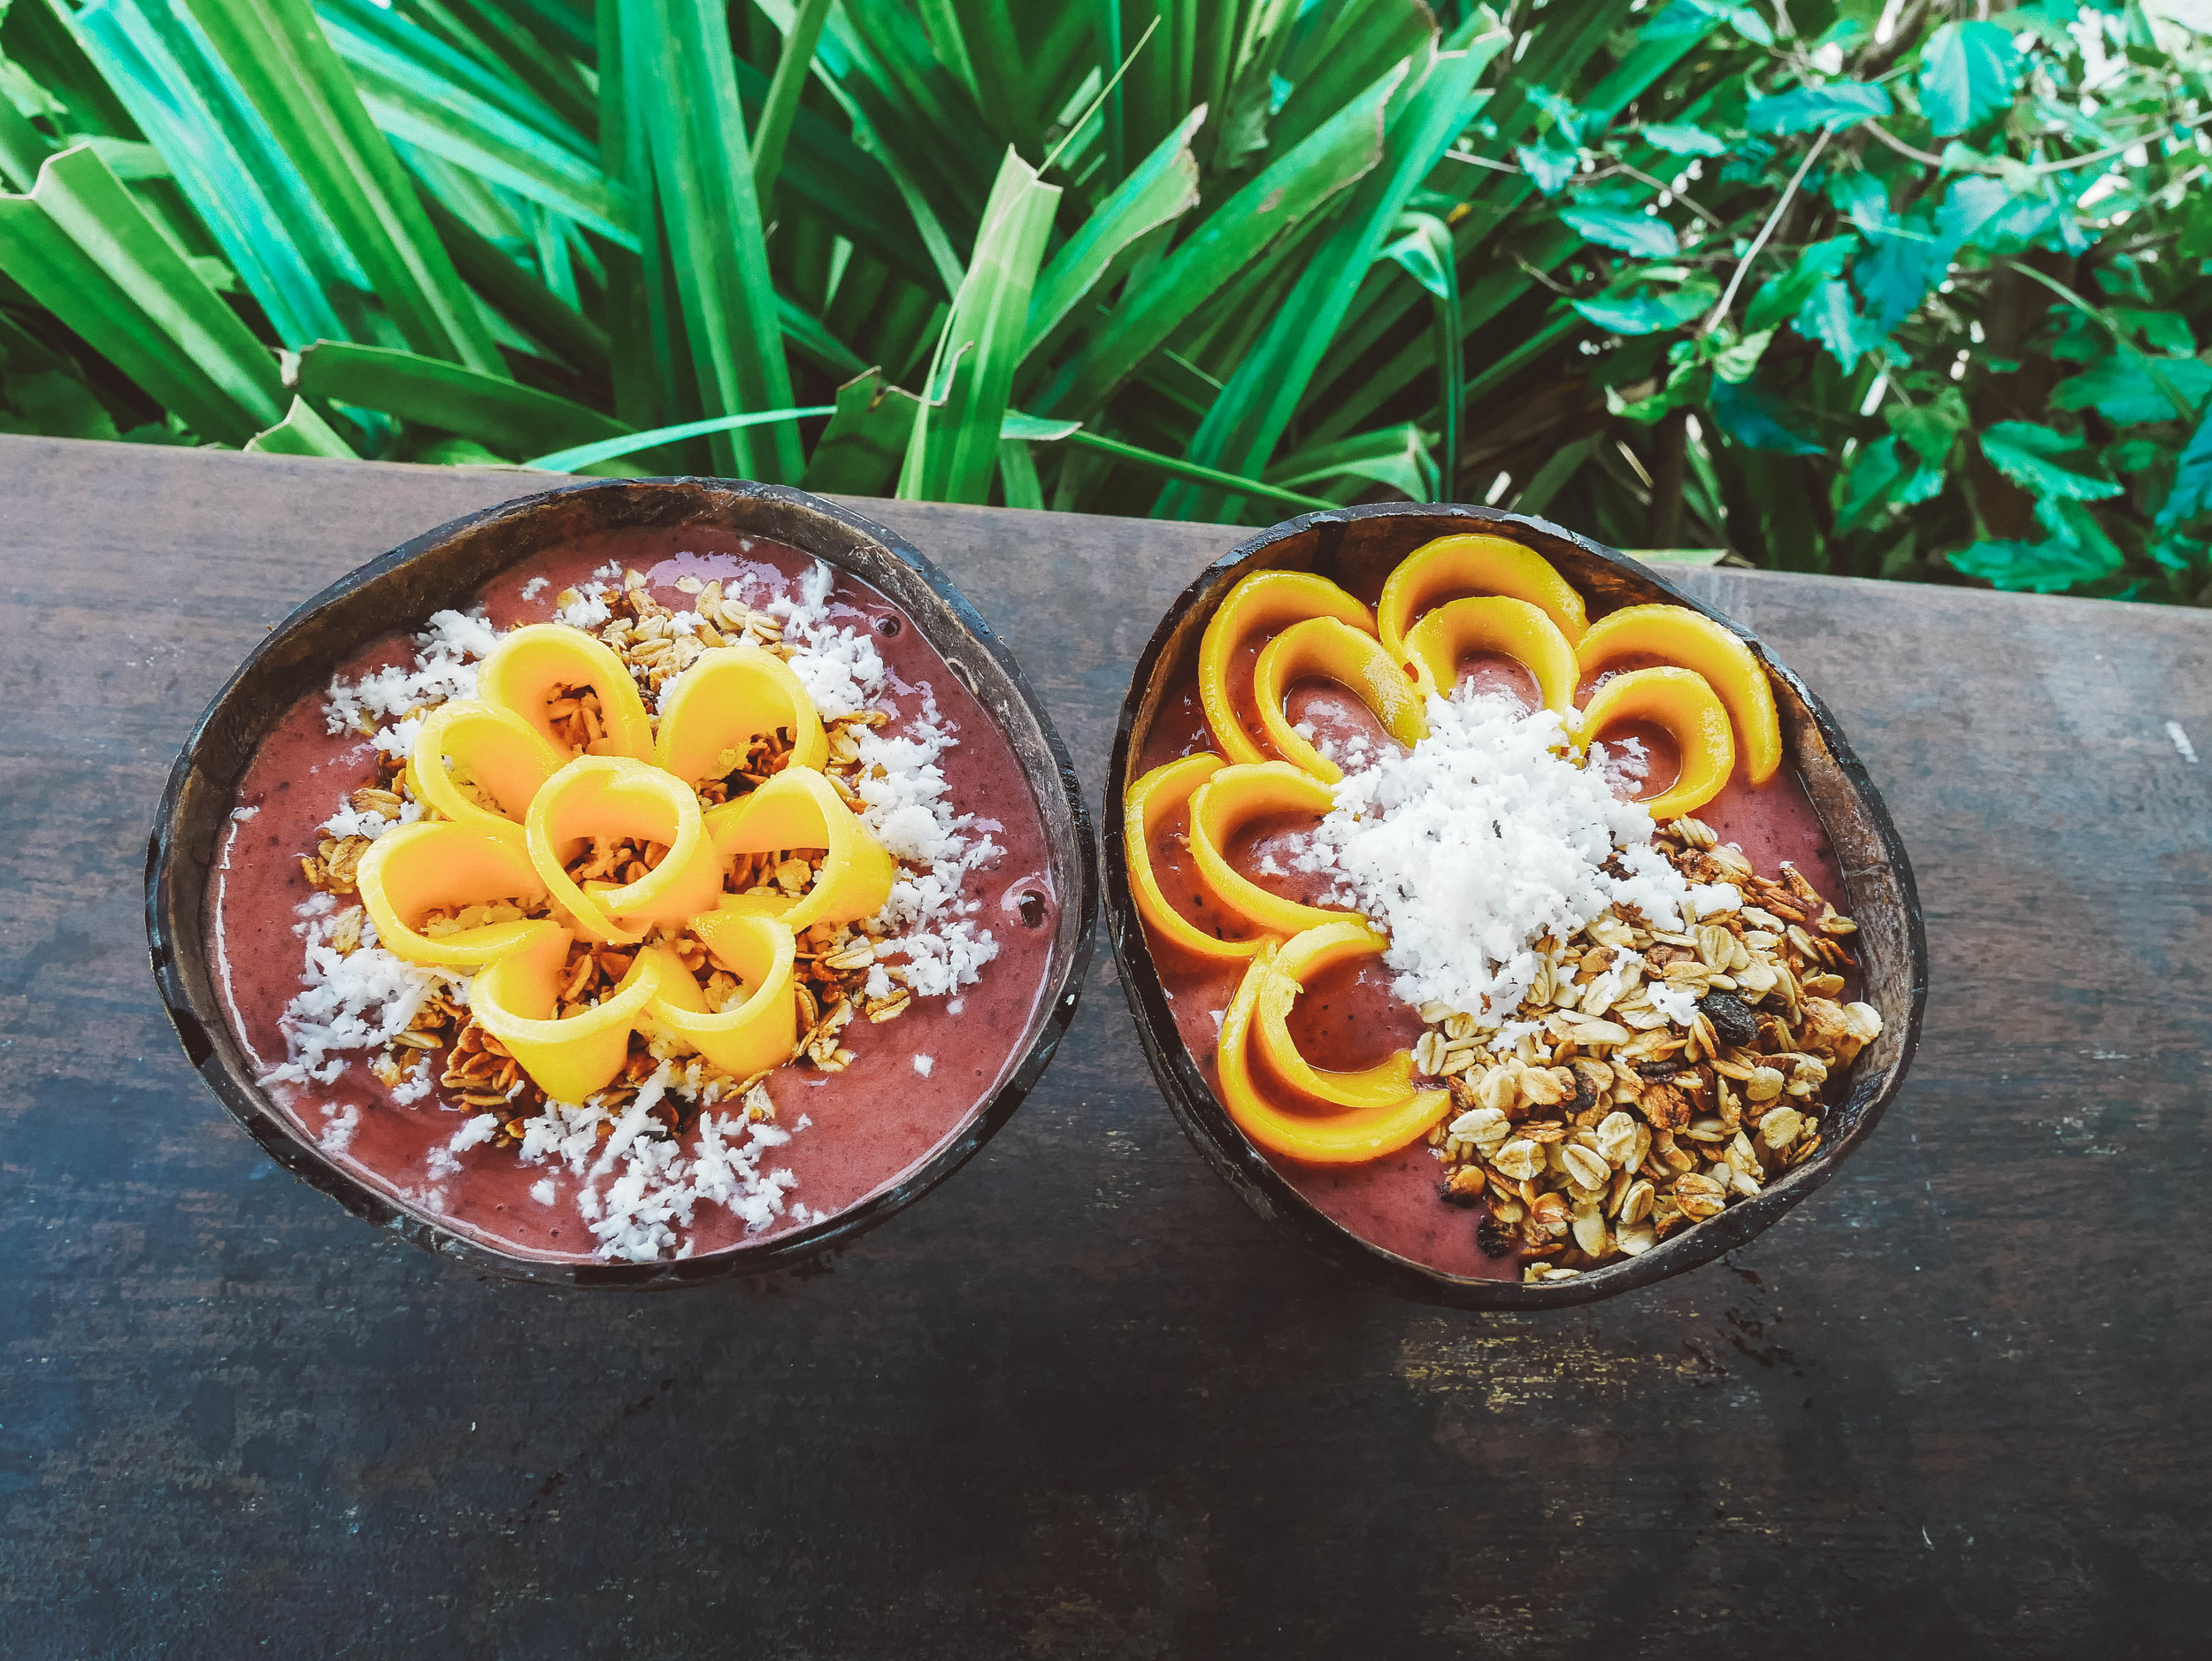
[217,549,1061,1264]
[1124,533,1883,1284]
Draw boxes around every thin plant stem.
[1702,126,1831,336]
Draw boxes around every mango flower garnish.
[358,625,894,1103]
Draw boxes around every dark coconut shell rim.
[1102,501,1926,1311]
[148,477,1097,1288]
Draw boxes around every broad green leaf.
[346,54,634,248]
[901,146,1060,504]
[316,0,580,155]
[1886,386,1969,466]
[69,0,373,350]
[2053,350,2212,427]
[1260,0,1432,169]
[2150,533,2206,573]
[1023,105,1203,358]
[2157,404,2212,532]
[777,294,868,377]
[1709,376,1824,455]
[1516,135,1580,196]
[1663,0,1774,43]
[1559,204,1679,258]
[0,143,284,445]
[995,435,1042,508]
[0,367,119,439]
[1574,288,1708,335]
[413,0,596,139]
[0,88,53,191]
[524,403,832,471]
[1835,434,1913,532]
[1640,121,1725,155]
[1379,209,1458,487]
[1793,278,1883,370]
[1852,207,1950,335]
[1002,410,1081,441]
[1947,535,2123,593]
[245,393,358,456]
[1032,65,1394,418]
[724,60,936,289]
[1158,37,1502,520]
[750,0,833,205]
[1709,327,1772,384]
[414,183,610,376]
[1745,80,1892,134]
[1918,20,2021,138]
[1043,425,1335,511]
[293,339,626,458]
[620,0,799,480]
[1265,422,1437,504]
[180,0,503,373]
[1980,419,2124,503]
[1745,235,1854,331]
[1824,168,1893,236]
[801,365,924,495]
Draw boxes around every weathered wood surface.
[1,434,2207,1657]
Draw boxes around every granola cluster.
[299,566,927,1148]
[1414,816,1882,1283]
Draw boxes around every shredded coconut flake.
[323,609,494,741]
[1297,689,1695,1022]
[520,576,549,601]
[264,906,463,1088]
[912,1054,934,1078]
[772,572,1002,997]
[318,1103,360,1155]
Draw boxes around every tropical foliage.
[0,0,2208,600]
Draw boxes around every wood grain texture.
[1,434,2207,1657]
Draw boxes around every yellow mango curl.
[1216,928,1450,1165]
[358,619,892,1103]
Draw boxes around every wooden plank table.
[2,434,2207,1656]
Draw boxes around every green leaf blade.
[293,338,626,457]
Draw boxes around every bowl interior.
[150,478,1095,1287]
[1104,503,1925,1310]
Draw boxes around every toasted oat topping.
[1412,817,1882,1283]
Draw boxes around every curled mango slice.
[477,623,655,760]
[1251,919,1419,1111]
[706,767,896,934]
[1575,604,1780,786]
[644,911,800,1080]
[1217,938,1450,1165]
[1376,534,1587,657]
[1199,570,1372,765]
[654,645,828,785]
[405,700,566,830]
[1401,595,1578,713]
[357,819,557,966]
[1186,762,1354,938]
[1578,665,1735,820]
[526,756,726,943]
[1251,617,1428,784]
[472,928,666,1103]
[1122,753,1269,962]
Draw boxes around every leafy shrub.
[0,0,2206,600]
